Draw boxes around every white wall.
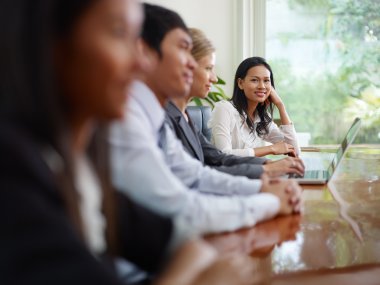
[144,0,236,95]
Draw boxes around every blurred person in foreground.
[0,0,258,284]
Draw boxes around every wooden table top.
[205,145,380,284]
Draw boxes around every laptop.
[291,117,362,184]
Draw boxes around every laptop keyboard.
[287,154,335,180]
[289,170,328,179]
[306,170,323,179]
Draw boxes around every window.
[266,0,380,144]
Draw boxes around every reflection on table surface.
[205,146,380,284]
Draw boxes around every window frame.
[234,0,266,63]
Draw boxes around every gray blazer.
[165,101,268,179]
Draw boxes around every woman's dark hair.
[0,0,118,254]
[142,3,188,56]
[0,0,96,141]
[231,57,275,138]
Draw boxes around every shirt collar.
[129,80,165,133]
[166,101,183,120]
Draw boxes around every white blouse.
[75,155,106,254]
[41,147,106,254]
[208,101,300,157]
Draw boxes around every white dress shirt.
[109,81,280,235]
[208,101,300,156]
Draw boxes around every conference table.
[205,145,380,285]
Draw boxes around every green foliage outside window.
[270,0,380,144]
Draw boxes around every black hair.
[142,3,188,55]
[0,0,118,254]
[0,0,95,143]
[231,57,275,138]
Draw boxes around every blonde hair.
[189,28,215,61]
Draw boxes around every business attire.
[0,122,173,285]
[109,80,281,236]
[208,100,301,156]
[165,101,268,179]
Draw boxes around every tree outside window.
[267,0,380,144]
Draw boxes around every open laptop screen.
[328,118,361,176]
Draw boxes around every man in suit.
[166,100,305,179]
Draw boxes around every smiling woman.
[208,57,301,157]
[55,0,143,122]
[170,28,217,113]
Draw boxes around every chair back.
[186,106,212,141]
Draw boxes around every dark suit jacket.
[0,122,172,285]
[165,101,268,179]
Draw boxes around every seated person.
[208,57,301,157]
[166,28,304,179]
[110,3,302,239]
[0,0,257,284]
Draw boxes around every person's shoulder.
[214,100,232,108]
[124,97,154,132]
[214,100,236,113]
[0,123,37,158]
[165,101,181,116]
[0,123,59,193]
[0,123,54,169]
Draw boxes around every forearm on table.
[253,145,274,157]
